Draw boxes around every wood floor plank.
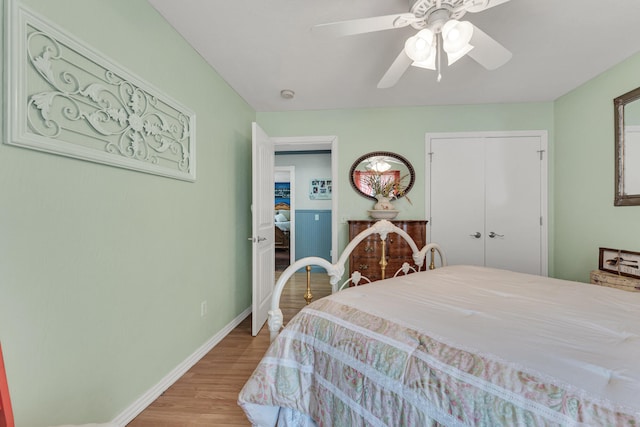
[127,273,331,426]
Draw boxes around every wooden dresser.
[348,220,427,283]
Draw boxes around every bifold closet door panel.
[429,137,485,267]
[484,136,542,275]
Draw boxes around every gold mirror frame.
[614,86,640,206]
[349,151,415,200]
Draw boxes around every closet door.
[429,137,485,266]
[484,136,542,275]
[428,132,547,276]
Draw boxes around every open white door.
[251,122,275,336]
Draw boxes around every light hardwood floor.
[127,272,332,426]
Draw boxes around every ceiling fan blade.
[465,0,511,13]
[467,24,512,70]
[312,13,415,37]
[377,49,413,89]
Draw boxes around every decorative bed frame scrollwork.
[268,220,447,340]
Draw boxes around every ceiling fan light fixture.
[411,52,437,70]
[442,19,473,54]
[368,159,392,172]
[314,0,514,88]
[447,43,474,65]
[404,28,434,62]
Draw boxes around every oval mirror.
[349,151,415,200]
[615,86,640,206]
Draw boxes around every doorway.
[275,151,333,273]
[274,166,294,271]
[251,126,338,336]
[272,136,339,265]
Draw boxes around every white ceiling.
[147,0,640,112]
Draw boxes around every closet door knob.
[488,232,504,238]
[470,232,481,238]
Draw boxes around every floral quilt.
[239,297,639,426]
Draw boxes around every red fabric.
[0,343,14,427]
[353,170,400,196]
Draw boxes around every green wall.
[0,0,255,425]
[554,53,640,282]
[257,103,555,266]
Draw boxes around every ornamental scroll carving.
[6,2,196,181]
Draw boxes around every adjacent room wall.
[554,52,640,282]
[275,153,332,268]
[275,153,331,211]
[0,0,254,425]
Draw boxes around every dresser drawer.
[350,257,422,282]
[353,236,384,259]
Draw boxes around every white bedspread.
[335,266,640,411]
[240,265,640,425]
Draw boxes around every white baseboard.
[111,306,252,426]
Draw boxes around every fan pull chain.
[437,32,442,82]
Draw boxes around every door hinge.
[540,216,543,226]
[537,150,545,160]
[428,152,434,162]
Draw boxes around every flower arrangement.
[364,172,412,203]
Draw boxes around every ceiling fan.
[313,0,513,88]
[365,155,404,172]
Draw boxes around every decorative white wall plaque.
[4,1,196,181]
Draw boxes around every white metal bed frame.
[268,219,446,340]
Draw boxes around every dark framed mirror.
[614,86,640,206]
[349,151,415,200]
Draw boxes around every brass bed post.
[430,247,436,270]
[379,239,387,279]
[304,265,313,305]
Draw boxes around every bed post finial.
[304,265,313,305]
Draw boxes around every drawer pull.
[359,264,369,270]
[364,245,374,253]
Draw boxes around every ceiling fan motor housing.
[410,0,473,31]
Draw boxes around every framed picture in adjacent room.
[309,178,332,200]
[274,182,291,205]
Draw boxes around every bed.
[239,220,640,426]
[274,205,290,250]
